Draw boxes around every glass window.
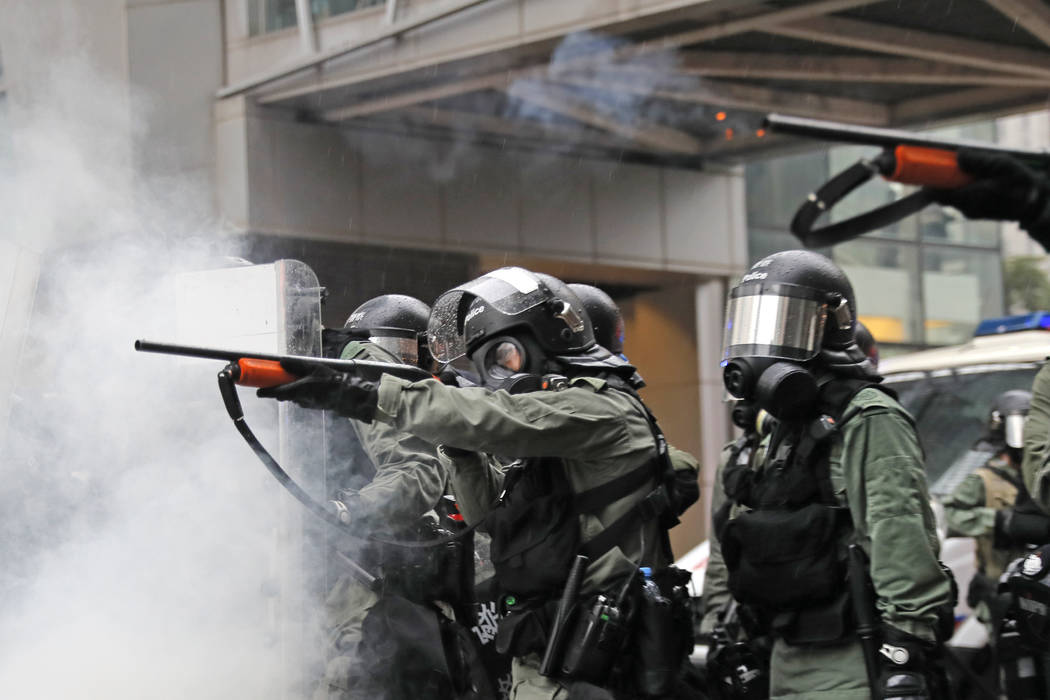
[922,247,1003,344]
[884,364,1040,490]
[745,150,827,230]
[248,0,298,35]
[312,0,384,21]
[834,238,921,344]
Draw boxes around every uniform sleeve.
[941,473,994,537]
[439,448,505,527]
[1023,363,1050,511]
[667,444,701,515]
[374,375,651,461]
[346,416,448,530]
[700,449,732,636]
[668,444,699,474]
[842,398,953,642]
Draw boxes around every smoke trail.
[0,7,317,699]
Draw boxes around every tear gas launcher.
[134,339,429,387]
[763,113,1050,248]
[134,339,434,590]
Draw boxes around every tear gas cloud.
[0,16,320,700]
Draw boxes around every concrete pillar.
[695,276,730,539]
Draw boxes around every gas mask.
[723,356,818,422]
[469,333,551,393]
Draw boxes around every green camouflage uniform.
[373,372,684,700]
[314,340,448,700]
[713,388,952,700]
[942,455,1026,627]
[1023,362,1050,512]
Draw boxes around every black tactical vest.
[485,379,676,599]
[719,378,892,614]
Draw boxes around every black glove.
[877,625,941,700]
[995,505,1050,547]
[669,467,700,517]
[926,149,1050,249]
[257,366,378,422]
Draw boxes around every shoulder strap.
[577,378,677,562]
[573,461,660,513]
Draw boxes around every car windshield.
[883,363,1042,496]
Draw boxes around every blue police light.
[974,312,1050,337]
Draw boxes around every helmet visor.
[369,334,419,367]
[722,283,828,362]
[427,267,547,364]
[1005,414,1027,449]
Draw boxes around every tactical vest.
[719,378,891,620]
[975,461,1022,579]
[485,378,675,599]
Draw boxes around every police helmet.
[427,267,602,386]
[988,389,1032,450]
[854,321,878,369]
[344,294,430,366]
[568,283,626,355]
[722,250,858,364]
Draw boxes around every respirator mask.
[470,333,551,393]
[723,357,817,422]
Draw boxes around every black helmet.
[568,283,626,355]
[854,321,878,369]
[988,389,1032,450]
[428,267,600,389]
[722,250,858,364]
[344,294,430,366]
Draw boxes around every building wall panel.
[593,162,662,264]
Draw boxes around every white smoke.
[0,7,317,699]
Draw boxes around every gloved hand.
[925,149,1050,249]
[877,625,939,700]
[994,505,1050,548]
[257,366,378,422]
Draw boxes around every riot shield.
[176,258,326,700]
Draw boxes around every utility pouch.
[652,566,695,664]
[495,601,555,658]
[722,504,848,610]
[633,578,677,697]
[774,590,853,646]
[560,594,629,685]
[489,459,579,597]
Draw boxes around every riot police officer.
[942,390,1032,632]
[262,267,696,699]
[313,294,453,700]
[716,250,954,700]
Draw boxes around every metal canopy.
[237,0,1050,164]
